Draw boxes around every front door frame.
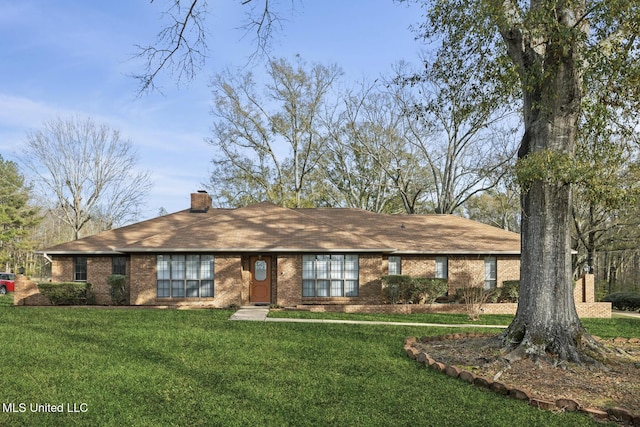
[249,255,272,304]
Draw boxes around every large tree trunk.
[498,0,598,362]
[502,178,588,362]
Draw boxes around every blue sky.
[0,0,424,220]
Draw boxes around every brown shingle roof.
[297,208,520,254]
[41,202,520,255]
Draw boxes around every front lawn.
[268,310,515,326]
[0,292,14,307]
[0,307,601,426]
[269,309,638,339]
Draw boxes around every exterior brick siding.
[275,254,301,306]
[22,255,609,317]
[400,255,437,277]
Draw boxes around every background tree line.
[1,117,152,277]
[2,53,639,297]
[205,56,519,215]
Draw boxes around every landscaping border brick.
[403,335,640,426]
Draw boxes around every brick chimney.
[190,191,212,213]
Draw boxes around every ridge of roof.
[117,201,397,253]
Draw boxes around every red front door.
[250,256,271,303]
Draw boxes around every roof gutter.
[392,250,521,255]
[35,250,127,256]
[41,252,53,263]
[116,247,398,254]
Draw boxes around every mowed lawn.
[0,303,614,426]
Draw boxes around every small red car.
[0,273,15,294]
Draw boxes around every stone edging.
[403,334,640,426]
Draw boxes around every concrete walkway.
[229,306,506,328]
[613,310,640,319]
[229,306,270,321]
[230,307,639,326]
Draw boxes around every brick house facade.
[37,252,520,308]
[30,192,525,308]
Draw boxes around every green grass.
[0,292,14,307]
[270,309,639,339]
[269,310,515,325]
[0,307,605,426]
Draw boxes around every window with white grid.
[157,254,214,298]
[302,254,359,297]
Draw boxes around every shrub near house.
[603,292,640,311]
[37,282,94,305]
[381,275,448,304]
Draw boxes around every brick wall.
[213,255,243,307]
[401,255,437,277]
[13,275,50,306]
[295,274,611,318]
[19,255,611,317]
[88,257,117,305]
[574,274,595,303]
[51,256,74,282]
[447,257,485,292]
[130,254,156,305]
[276,254,383,306]
[497,257,520,287]
[131,254,243,308]
[275,254,301,306]
[49,255,125,305]
[298,302,610,318]
[446,256,520,293]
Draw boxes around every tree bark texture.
[499,1,595,362]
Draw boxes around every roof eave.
[116,247,397,254]
[391,250,521,255]
[36,250,127,255]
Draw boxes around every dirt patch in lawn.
[412,335,640,417]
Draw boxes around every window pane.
[316,256,329,279]
[345,280,358,297]
[200,280,214,297]
[255,260,267,281]
[186,280,199,297]
[200,255,214,279]
[484,257,497,290]
[331,280,343,296]
[330,255,344,279]
[302,279,315,297]
[157,255,214,298]
[186,255,199,280]
[112,256,127,275]
[157,280,170,298]
[388,256,401,275]
[172,280,185,297]
[345,255,358,280]
[74,257,87,281]
[157,256,170,280]
[302,255,315,279]
[302,255,358,298]
[435,257,448,279]
[171,256,185,279]
[316,280,330,297]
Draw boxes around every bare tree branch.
[132,0,296,96]
[131,0,208,95]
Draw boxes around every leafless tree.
[22,117,153,240]
[207,57,342,207]
[391,62,519,214]
[324,81,432,213]
[132,0,295,95]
